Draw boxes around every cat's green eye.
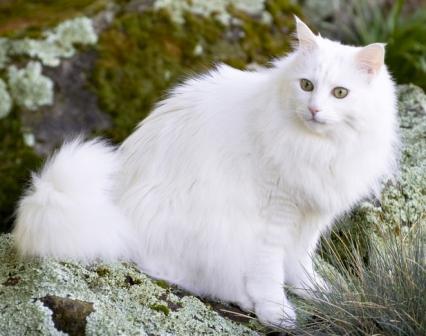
[300,79,314,92]
[332,87,349,99]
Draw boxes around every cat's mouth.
[306,117,326,125]
[298,114,330,134]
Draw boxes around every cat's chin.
[297,115,330,135]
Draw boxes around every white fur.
[14,139,133,262]
[14,19,399,328]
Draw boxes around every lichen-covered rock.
[364,84,425,235]
[154,0,270,25]
[9,17,98,67]
[0,234,257,335]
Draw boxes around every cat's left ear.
[294,16,317,51]
[356,43,385,76]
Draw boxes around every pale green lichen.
[7,61,53,111]
[0,78,12,118]
[0,234,256,335]
[9,17,98,67]
[365,85,426,236]
[0,17,97,114]
[154,0,268,25]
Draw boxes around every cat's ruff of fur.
[13,18,399,328]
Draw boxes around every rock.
[21,50,111,156]
[0,234,257,335]
[366,84,426,234]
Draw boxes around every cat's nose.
[308,106,320,116]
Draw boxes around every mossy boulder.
[0,234,259,335]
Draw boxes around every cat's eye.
[300,79,314,92]
[332,87,349,99]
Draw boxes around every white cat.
[13,17,399,327]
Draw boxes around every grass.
[289,224,426,335]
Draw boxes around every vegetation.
[309,0,426,90]
[0,110,41,232]
[0,0,105,37]
[291,226,426,335]
[92,0,301,142]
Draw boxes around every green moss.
[0,78,12,118]
[92,1,300,143]
[0,110,41,233]
[95,266,110,277]
[150,303,170,316]
[0,0,106,38]
[155,279,170,289]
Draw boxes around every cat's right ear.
[356,43,385,76]
[294,16,317,51]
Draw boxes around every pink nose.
[308,106,320,116]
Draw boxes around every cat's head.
[281,17,394,137]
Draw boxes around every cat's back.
[117,64,266,200]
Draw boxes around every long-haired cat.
[13,17,399,327]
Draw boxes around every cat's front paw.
[254,301,296,329]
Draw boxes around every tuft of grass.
[290,225,426,335]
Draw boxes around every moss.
[150,303,170,316]
[155,279,170,289]
[0,78,12,118]
[95,266,110,277]
[92,1,300,143]
[0,110,41,233]
[0,0,106,38]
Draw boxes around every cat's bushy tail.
[13,138,133,263]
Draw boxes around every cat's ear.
[294,16,317,51]
[356,43,385,76]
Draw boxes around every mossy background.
[93,1,300,142]
[0,0,301,231]
[0,0,105,37]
